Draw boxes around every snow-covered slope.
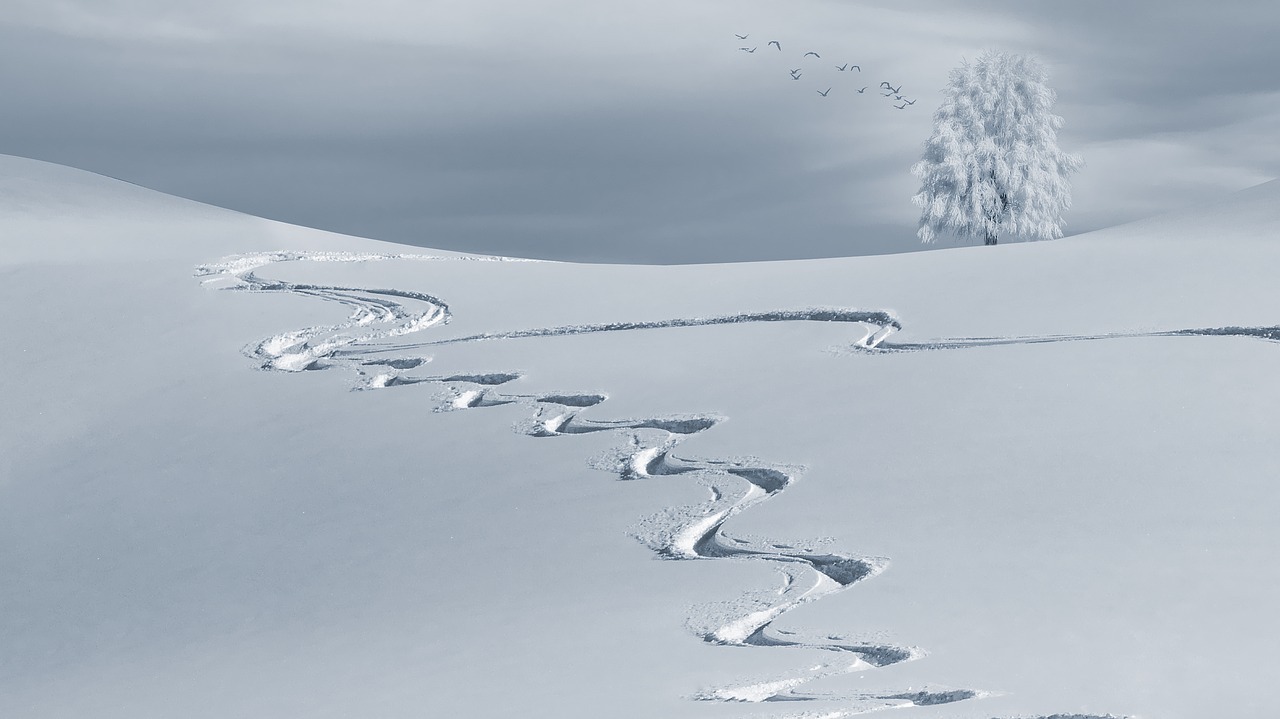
[4,154,1278,719]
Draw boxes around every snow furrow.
[871,325,1280,353]
[198,250,1146,717]
[396,308,904,349]
[701,686,986,712]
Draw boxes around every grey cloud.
[3,1,1277,261]
[0,13,933,262]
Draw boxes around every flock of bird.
[733,33,916,109]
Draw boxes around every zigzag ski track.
[197,251,1178,718]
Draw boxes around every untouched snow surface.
[4,153,1280,719]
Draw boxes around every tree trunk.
[983,186,1005,246]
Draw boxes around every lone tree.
[911,51,1083,246]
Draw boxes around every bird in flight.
[769,40,781,50]
[790,68,801,75]
[817,88,831,97]
[804,51,821,58]
[739,46,757,53]
[901,98,916,105]
[791,72,803,80]
[850,64,860,71]
[883,83,902,94]
[836,64,848,71]
[735,33,749,39]
[856,87,867,93]
[894,102,908,109]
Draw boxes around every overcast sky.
[2,1,1278,262]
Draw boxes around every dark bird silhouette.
[804,51,820,58]
[879,81,892,89]
[791,72,802,80]
[836,64,848,71]
[893,94,906,100]
[894,102,908,109]
[769,40,781,50]
[885,83,902,94]
[901,98,916,105]
[739,46,757,53]
[817,88,831,97]
[856,87,867,93]
[850,65,860,72]
[735,33,749,39]
[790,68,802,75]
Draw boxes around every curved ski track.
[199,251,1156,718]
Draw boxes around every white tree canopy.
[911,51,1083,245]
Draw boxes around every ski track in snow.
[867,325,1280,353]
[197,250,1180,718]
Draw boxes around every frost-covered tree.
[911,51,1083,245]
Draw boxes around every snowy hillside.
[4,153,1279,719]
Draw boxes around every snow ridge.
[198,251,1129,718]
